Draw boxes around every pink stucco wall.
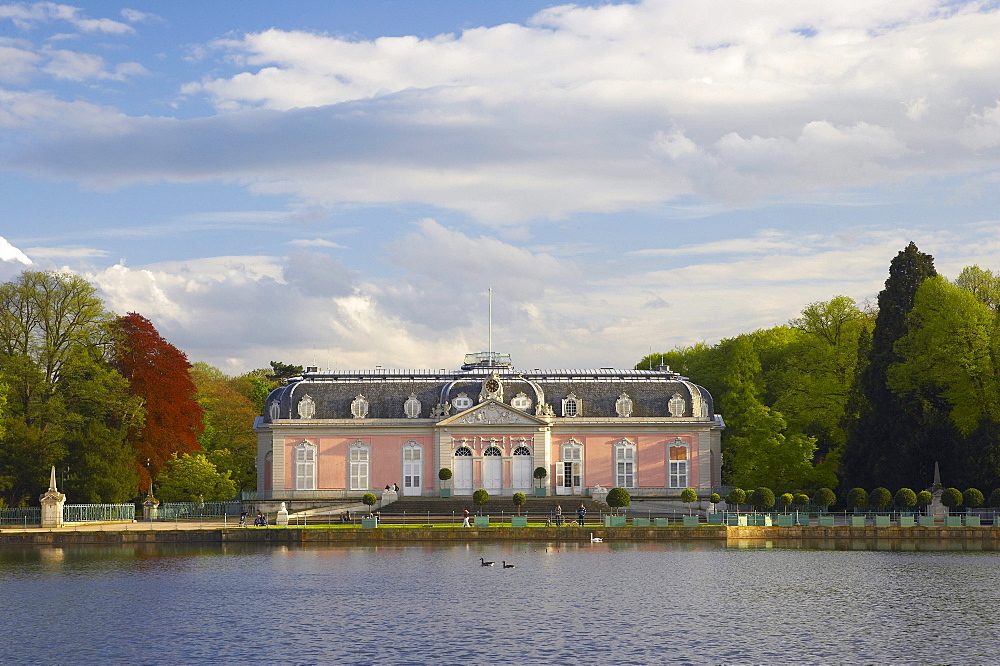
[548,433,700,488]
[283,435,433,490]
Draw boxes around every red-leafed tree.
[111,313,204,491]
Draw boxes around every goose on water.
[502,561,515,569]
[590,533,603,543]
[480,557,495,566]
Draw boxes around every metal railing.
[157,501,241,520]
[0,506,41,526]
[64,503,135,522]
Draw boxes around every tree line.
[0,270,298,506]
[639,242,1000,501]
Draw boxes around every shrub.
[846,487,868,510]
[726,488,746,511]
[362,492,378,514]
[916,490,933,507]
[870,487,892,511]
[606,487,631,515]
[941,487,963,510]
[779,493,794,511]
[533,466,547,489]
[990,488,1000,508]
[472,488,490,513]
[751,487,775,510]
[963,488,984,509]
[815,488,836,509]
[681,488,697,515]
[709,492,721,505]
[793,493,809,507]
[438,468,453,483]
[894,488,917,509]
[512,492,526,515]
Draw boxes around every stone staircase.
[378,495,608,518]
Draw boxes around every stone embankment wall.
[2,524,1000,546]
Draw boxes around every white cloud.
[0,236,32,264]
[0,3,133,34]
[25,245,108,258]
[287,238,347,249]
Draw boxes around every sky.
[3,0,1000,375]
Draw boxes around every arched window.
[348,441,370,490]
[294,440,316,490]
[483,446,502,457]
[455,446,473,457]
[615,439,635,489]
[513,446,531,456]
[562,393,581,417]
[669,440,688,488]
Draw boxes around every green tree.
[472,488,490,514]
[955,265,1000,312]
[726,488,746,511]
[533,466,547,490]
[512,491,526,515]
[894,488,917,511]
[681,488,697,515]
[606,487,631,515]
[870,487,892,511]
[362,492,378,514]
[846,487,869,510]
[963,488,984,510]
[842,242,938,492]
[815,487,836,510]
[793,493,810,508]
[989,488,1000,508]
[709,492,721,506]
[779,492,794,513]
[916,490,933,509]
[941,487,963,512]
[438,467,452,487]
[190,362,258,492]
[154,452,236,502]
[749,486,775,511]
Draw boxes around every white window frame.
[294,440,316,490]
[669,393,686,417]
[562,393,581,418]
[510,392,532,411]
[615,438,635,489]
[402,440,422,490]
[348,441,371,491]
[452,393,473,411]
[668,440,689,488]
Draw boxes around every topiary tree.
[472,488,490,515]
[815,488,836,511]
[362,492,378,515]
[779,493,794,513]
[438,467,452,487]
[990,488,1000,508]
[916,490,933,512]
[941,487,963,513]
[751,487,775,511]
[963,488,984,512]
[681,488,697,515]
[606,487,631,515]
[847,487,868,511]
[793,493,810,509]
[726,488,746,512]
[894,488,917,512]
[709,492,721,508]
[870,487,892,512]
[533,466,547,491]
[512,491,526,515]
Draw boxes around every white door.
[512,447,532,489]
[454,447,473,494]
[483,447,503,491]
[402,445,422,496]
[556,461,582,495]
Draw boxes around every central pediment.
[438,399,547,427]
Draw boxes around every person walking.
[555,504,563,526]
[462,507,471,527]
[577,502,586,526]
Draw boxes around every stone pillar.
[39,466,66,528]
[276,502,289,526]
[142,494,160,521]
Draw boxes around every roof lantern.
[461,351,513,370]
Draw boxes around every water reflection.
[1,540,998,664]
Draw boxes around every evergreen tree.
[841,242,937,491]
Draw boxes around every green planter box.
[440,488,451,498]
[748,514,770,526]
[632,517,651,527]
[796,515,811,526]
[654,517,671,527]
[898,516,915,527]
[874,516,891,527]
[818,516,835,527]
[474,516,490,527]
[602,516,626,527]
[945,516,962,527]
[361,518,378,528]
[707,513,723,524]
[682,516,699,527]
[777,515,794,527]
[918,515,936,527]
[850,516,866,527]
[510,516,528,527]
[965,515,981,527]
[737,515,748,526]
[534,488,547,497]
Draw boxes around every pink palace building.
[254,352,724,499]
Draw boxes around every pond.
[1,540,997,664]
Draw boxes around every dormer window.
[668,393,686,417]
[562,393,581,417]
[452,393,473,411]
[351,394,369,419]
[403,393,421,419]
[510,392,532,412]
[615,392,633,417]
